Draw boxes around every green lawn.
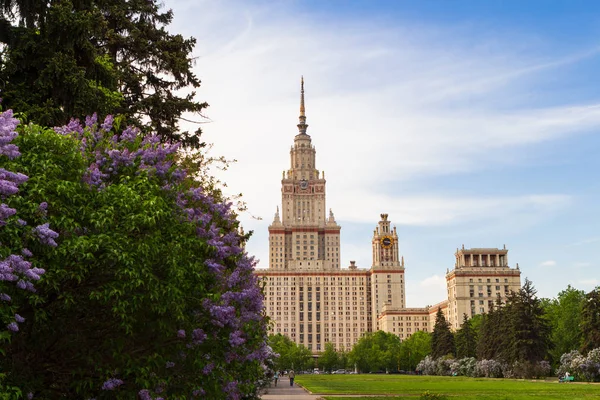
[295,374,600,399]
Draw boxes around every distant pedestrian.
[273,371,279,386]
[289,369,295,386]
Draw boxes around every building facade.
[254,79,521,352]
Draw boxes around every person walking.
[289,369,295,386]
[273,371,279,387]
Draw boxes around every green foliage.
[1,123,267,398]
[398,330,431,371]
[503,279,552,364]
[348,331,401,373]
[580,287,600,353]
[476,279,552,365]
[543,285,585,363]
[477,296,507,360]
[318,342,339,372]
[269,333,313,371]
[455,314,477,358]
[0,0,207,148]
[431,308,454,359]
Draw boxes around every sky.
[168,0,600,306]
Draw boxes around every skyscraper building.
[254,78,521,352]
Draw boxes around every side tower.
[370,214,406,331]
[268,77,341,271]
[445,246,521,330]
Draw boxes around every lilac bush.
[474,359,504,378]
[2,115,270,398]
[0,110,56,338]
[558,348,600,382]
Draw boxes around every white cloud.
[540,260,557,267]
[165,0,600,305]
[420,275,447,289]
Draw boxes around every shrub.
[475,359,504,378]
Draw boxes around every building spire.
[297,76,308,134]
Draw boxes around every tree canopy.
[581,287,600,353]
[268,333,313,372]
[431,308,455,359]
[0,0,207,148]
[348,331,401,373]
[455,313,477,359]
[543,285,585,363]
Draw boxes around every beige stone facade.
[445,247,522,330]
[254,78,521,353]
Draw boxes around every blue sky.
[170,0,600,306]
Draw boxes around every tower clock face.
[381,236,393,248]
[299,179,308,190]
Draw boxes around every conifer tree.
[580,287,600,353]
[504,278,552,364]
[476,295,506,360]
[455,313,477,358]
[0,0,207,148]
[431,308,455,358]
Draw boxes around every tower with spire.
[268,77,341,270]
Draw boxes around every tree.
[504,278,552,364]
[581,287,600,353]
[543,285,585,363]
[348,331,400,373]
[268,334,312,372]
[1,117,268,398]
[477,295,507,360]
[0,0,207,148]
[455,314,477,358]
[398,330,431,371]
[318,342,339,372]
[431,308,455,359]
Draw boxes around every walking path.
[260,376,321,400]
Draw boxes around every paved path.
[260,376,320,400]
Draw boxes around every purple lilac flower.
[101,115,114,132]
[85,113,98,128]
[166,361,175,368]
[101,378,123,390]
[7,322,18,332]
[27,393,33,399]
[229,330,246,347]
[33,223,59,247]
[177,329,186,338]
[202,362,214,375]
[54,118,84,137]
[38,202,48,211]
[15,314,25,323]
[0,293,11,301]
[21,248,32,257]
[138,390,152,400]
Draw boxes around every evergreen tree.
[0,0,207,148]
[476,296,506,360]
[580,287,600,353]
[455,313,477,358]
[431,308,455,358]
[504,278,552,364]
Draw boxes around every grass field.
[294,374,600,399]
